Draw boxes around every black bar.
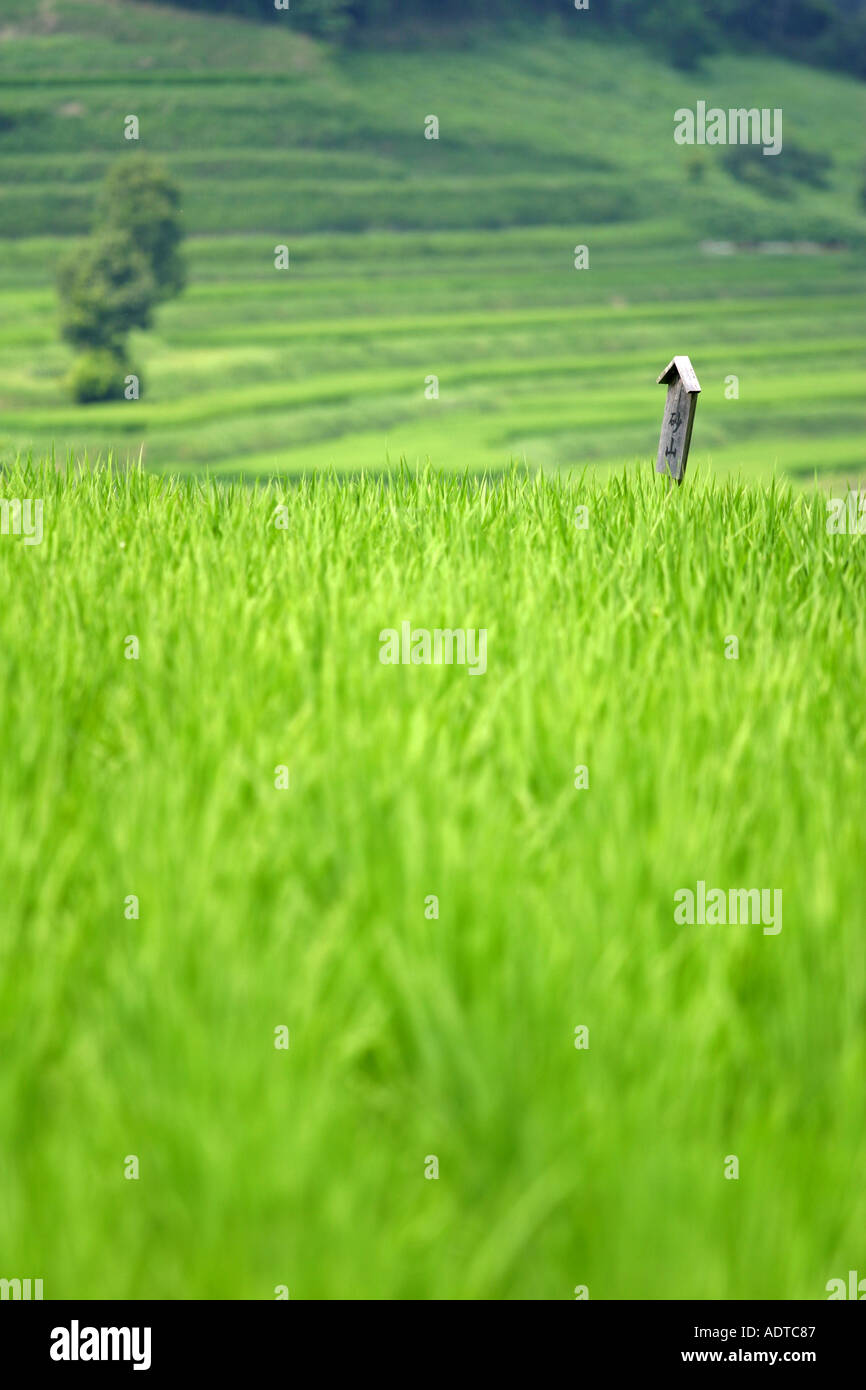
[1,1299,862,1375]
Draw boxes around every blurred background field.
[0,0,864,480]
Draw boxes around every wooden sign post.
[656,355,701,484]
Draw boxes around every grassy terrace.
[0,2,864,480]
[1,228,864,480]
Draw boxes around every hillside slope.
[0,0,864,241]
[0,1,863,479]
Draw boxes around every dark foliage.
[130,0,866,78]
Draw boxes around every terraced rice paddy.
[0,5,864,482]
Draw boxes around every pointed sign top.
[657,355,701,394]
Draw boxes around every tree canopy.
[131,0,866,78]
[57,158,185,401]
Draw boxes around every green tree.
[58,232,156,353]
[67,348,133,405]
[58,158,186,401]
[98,157,185,301]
